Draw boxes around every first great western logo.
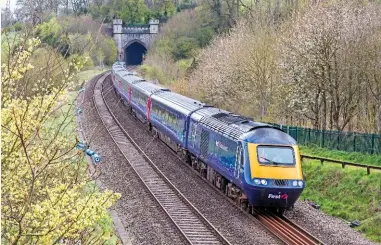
[268,193,288,200]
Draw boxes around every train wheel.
[270,207,285,216]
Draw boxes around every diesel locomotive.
[111,62,304,214]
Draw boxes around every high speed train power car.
[111,62,304,214]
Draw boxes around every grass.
[300,146,381,242]
[301,146,381,166]
[75,67,110,85]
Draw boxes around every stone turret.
[113,19,123,61]
[149,19,159,34]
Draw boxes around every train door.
[234,142,243,179]
[146,96,151,120]
[128,86,132,104]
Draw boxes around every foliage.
[1,34,120,244]
[279,1,381,132]
[172,37,198,60]
[189,5,281,116]
[116,0,150,24]
[300,159,381,242]
[34,16,117,67]
[96,37,118,66]
[140,6,217,83]
[182,0,381,134]
[88,0,182,23]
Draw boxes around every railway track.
[100,73,325,245]
[253,209,324,245]
[92,73,231,245]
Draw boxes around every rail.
[300,155,381,175]
[253,209,324,245]
[93,73,231,245]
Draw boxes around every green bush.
[13,22,23,31]
[100,37,117,65]
[172,37,198,60]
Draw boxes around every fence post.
[321,130,325,148]
[337,132,340,151]
[353,134,356,152]
[367,167,370,175]
[371,134,375,154]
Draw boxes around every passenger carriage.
[111,64,304,213]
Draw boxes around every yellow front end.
[243,143,304,209]
[248,144,303,180]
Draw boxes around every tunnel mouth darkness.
[125,42,147,65]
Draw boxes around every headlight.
[261,179,267,185]
[292,180,298,187]
[298,180,303,187]
[254,179,261,185]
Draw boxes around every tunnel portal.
[125,41,147,65]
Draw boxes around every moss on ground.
[300,147,381,242]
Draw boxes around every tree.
[280,2,381,131]
[1,31,120,244]
[1,7,15,27]
[115,0,149,24]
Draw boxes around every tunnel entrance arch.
[125,40,147,65]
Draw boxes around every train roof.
[133,82,170,96]
[124,75,145,84]
[191,108,286,141]
[115,70,133,78]
[152,91,206,115]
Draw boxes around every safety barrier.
[301,155,381,175]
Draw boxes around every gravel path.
[78,74,187,245]
[285,201,378,245]
[103,77,281,245]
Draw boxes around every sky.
[0,0,17,11]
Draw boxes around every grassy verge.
[301,146,381,166]
[75,67,110,84]
[300,146,381,242]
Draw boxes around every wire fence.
[270,124,381,155]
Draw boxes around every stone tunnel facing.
[125,42,147,65]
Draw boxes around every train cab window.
[257,146,295,166]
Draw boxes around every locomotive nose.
[245,186,303,208]
[245,143,304,208]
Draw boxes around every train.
[111,61,304,214]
